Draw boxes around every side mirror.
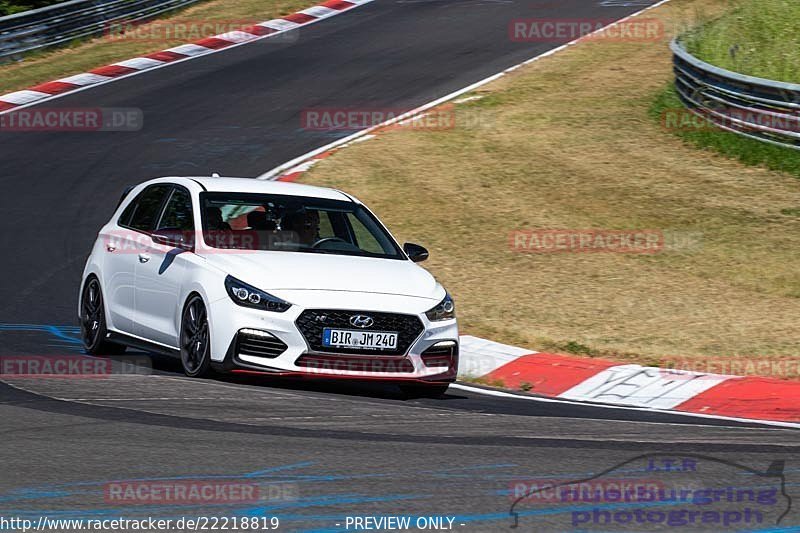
[152,228,193,251]
[403,242,429,263]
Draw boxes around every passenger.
[205,206,231,231]
[246,210,278,250]
[204,206,232,248]
[247,210,277,231]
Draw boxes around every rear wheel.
[180,295,212,378]
[80,277,126,355]
[399,383,450,399]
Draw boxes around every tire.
[399,383,450,399]
[180,294,212,378]
[80,277,127,355]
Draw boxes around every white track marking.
[114,57,166,70]
[458,335,535,378]
[559,364,731,409]
[451,384,800,430]
[165,43,214,57]
[300,6,340,18]
[0,90,51,105]
[56,73,113,86]
[213,30,260,44]
[259,19,302,31]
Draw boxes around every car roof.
[161,176,354,202]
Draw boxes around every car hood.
[201,250,441,300]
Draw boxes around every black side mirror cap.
[403,242,429,263]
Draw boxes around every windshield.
[199,192,404,259]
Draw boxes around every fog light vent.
[237,329,287,359]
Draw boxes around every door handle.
[138,253,151,263]
[106,245,116,252]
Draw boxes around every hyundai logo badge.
[349,315,374,328]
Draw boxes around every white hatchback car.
[79,177,458,396]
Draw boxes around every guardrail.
[671,39,800,151]
[0,0,202,61]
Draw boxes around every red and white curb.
[458,336,800,425]
[0,0,374,115]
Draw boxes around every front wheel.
[399,383,450,399]
[80,277,126,355]
[180,295,212,378]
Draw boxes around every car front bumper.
[207,295,459,382]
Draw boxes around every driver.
[281,209,320,246]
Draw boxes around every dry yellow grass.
[0,0,314,94]
[300,0,800,369]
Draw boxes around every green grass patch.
[462,376,507,389]
[650,85,800,178]
[0,1,63,16]
[682,0,800,82]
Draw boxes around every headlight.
[425,292,455,321]
[225,276,291,313]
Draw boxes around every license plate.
[322,328,398,350]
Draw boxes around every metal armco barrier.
[0,0,201,61]
[671,39,800,150]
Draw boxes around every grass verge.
[0,0,315,95]
[299,0,800,373]
[1,1,64,17]
[650,86,800,179]
[653,0,800,186]
[682,0,800,83]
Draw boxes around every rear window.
[119,184,172,232]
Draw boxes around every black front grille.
[236,330,288,359]
[295,309,424,356]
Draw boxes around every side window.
[119,196,138,227]
[317,211,336,240]
[157,187,194,231]
[119,185,172,232]
[346,213,384,254]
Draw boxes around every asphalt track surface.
[1,0,798,530]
